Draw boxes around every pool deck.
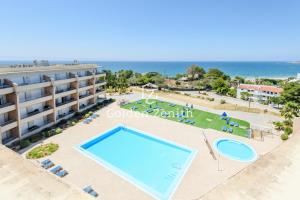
[22,93,281,200]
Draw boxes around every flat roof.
[0,64,99,75]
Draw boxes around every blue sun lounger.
[41,159,50,166]
[50,165,62,174]
[83,186,98,197]
[56,169,68,177]
[234,122,239,127]
[42,160,54,169]
[178,117,184,122]
[184,119,191,123]
[228,128,233,133]
[229,121,235,126]
[222,126,227,132]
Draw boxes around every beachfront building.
[237,84,283,102]
[0,63,106,147]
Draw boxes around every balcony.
[57,110,75,122]
[19,94,52,108]
[95,80,106,86]
[0,85,14,95]
[21,107,53,123]
[77,72,94,81]
[95,72,106,78]
[2,135,19,146]
[95,88,105,94]
[0,102,16,114]
[54,77,77,85]
[79,93,92,99]
[78,84,93,92]
[21,121,54,139]
[56,98,77,109]
[0,119,18,133]
[16,80,51,92]
[79,103,94,111]
[55,88,77,98]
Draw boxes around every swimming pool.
[77,125,196,200]
[214,138,257,162]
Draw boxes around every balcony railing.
[56,88,74,94]
[0,84,11,89]
[2,135,18,145]
[57,110,75,119]
[18,79,49,86]
[20,93,51,103]
[21,106,52,119]
[0,102,14,109]
[96,89,104,93]
[79,103,94,110]
[0,119,16,127]
[79,93,91,99]
[77,72,93,77]
[95,80,106,84]
[56,98,76,107]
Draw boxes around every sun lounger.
[184,119,191,123]
[83,186,98,197]
[228,128,233,133]
[50,165,62,174]
[190,120,195,125]
[41,159,50,166]
[56,170,68,177]
[234,122,239,127]
[43,161,54,169]
[222,126,227,132]
[91,113,99,118]
[178,118,184,122]
[229,121,235,126]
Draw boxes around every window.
[28,121,34,128]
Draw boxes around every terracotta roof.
[238,84,283,93]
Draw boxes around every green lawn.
[121,99,250,137]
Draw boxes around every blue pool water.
[77,125,196,200]
[214,139,257,162]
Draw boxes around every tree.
[281,102,300,120]
[228,88,237,98]
[212,78,230,95]
[187,65,206,80]
[233,76,245,84]
[280,82,300,105]
[270,96,283,108]
[205,68,224,79]
[240,92,251,101]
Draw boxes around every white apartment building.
[237,84,283,102]
[0,63,106,146]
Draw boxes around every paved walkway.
[0,145,90,200]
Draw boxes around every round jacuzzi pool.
[214,138,257,162]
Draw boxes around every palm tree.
[281,102,300,120]
[273,121,284,131]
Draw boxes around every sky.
[0,0,300,61]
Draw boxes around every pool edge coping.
[213,137,258,163]
[74,124,198,200]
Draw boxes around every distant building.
[237,84,283,102]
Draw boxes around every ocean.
[0,61,299,78]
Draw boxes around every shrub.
[26,143,59,159]
[220,99,226,104]
[71,121,76,126]
[84,113,90,118]
[29,133,43,143]
[206,97,214,101]
[55,128,62,134]
[88,111,93,115]
[281,133,289,140]
[20,139,31,149]
[283,119,293,127]
[284,126,293,135]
